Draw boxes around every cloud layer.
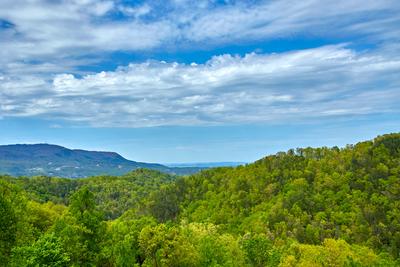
[0,0,399,127]
[1,45,399,127]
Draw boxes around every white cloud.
[1,45,399,127]
[0,0,399,127]
[0,0,176,69]
[0,0,398,69]
[181,0,400,43]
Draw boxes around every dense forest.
[1,133,400,266]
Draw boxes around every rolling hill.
[1,133,399,266]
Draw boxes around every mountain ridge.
[0,143,203,178]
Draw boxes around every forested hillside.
[1,133,400,266]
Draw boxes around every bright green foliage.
[138,222,245,267]
[53,187,105,266]
[280,238,394,267]
[4,169,175,219]
[182,222,245,267]
[241,233,281,266]
[10,233,69,267]
[100,215,157,266]
[138,224,196,267]
[175,134,400,258]
[25,201,66,239]
[0,180,32,265]
[0,133,399,266]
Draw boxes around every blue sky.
[0,0,399,163]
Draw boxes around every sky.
[0,0,399,163]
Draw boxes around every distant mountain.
[0,144,203,178]
[166,162,246,168]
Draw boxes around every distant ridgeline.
[0,133,399,266]
[0,144,203,177]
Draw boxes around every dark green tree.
[0,192,17,264]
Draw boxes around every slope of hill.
[1,133,399,266]
[1,168,176,220]
[0,144,202,177]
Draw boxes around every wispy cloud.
[0,0,398,68]
[183,0,400,43]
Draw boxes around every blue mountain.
[0,144,202,178]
